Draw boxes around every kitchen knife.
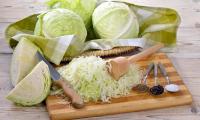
[36,51,84,109]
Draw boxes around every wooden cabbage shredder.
[107,43,164,80]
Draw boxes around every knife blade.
[36,51,84,108]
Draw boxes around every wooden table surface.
[0,0,200,120]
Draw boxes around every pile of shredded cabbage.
[52,56,142,102]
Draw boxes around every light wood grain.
[0,0,200,120]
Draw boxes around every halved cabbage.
[7,61,51,106]
[10,38,42,86]
[92,2,139,39]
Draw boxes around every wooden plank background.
[0,0,200,120]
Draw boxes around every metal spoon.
[158,62,180,93]
[134,63,154,92]
[150,63,164,95]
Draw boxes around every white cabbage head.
[46,0,97,28]
[92,2,139,39]
[35,8,87,40]
[34,8,87,57]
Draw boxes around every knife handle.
[54,78,84,109]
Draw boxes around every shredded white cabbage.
[53,56,142,102]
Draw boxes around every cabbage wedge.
[7,61,51,106]
[10,38,42,86]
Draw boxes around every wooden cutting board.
[46,53,192,120]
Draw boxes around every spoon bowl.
[134,84,149,93]
[158,62,180,93]
[150,85,164,95]
[165,84,180,92]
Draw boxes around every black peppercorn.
[150,85,164,95]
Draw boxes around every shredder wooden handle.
[128,43,164,63]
